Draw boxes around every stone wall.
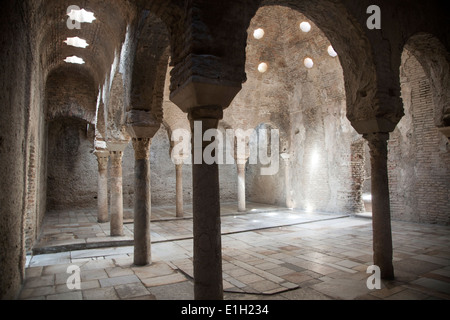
[46,123,239,212]
[229,6,364,213]
[47,119,98,210]
[388,50,450,225]
[0,0,33,299]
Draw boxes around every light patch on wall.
[310,149,320,167]
[328,45,338,57]
[258,62,268,73]
[304,57,314,69]
[253,28,265,40]
[300,22,311,33]
[64,36,89,48]
[64,56,85,64]
[67,8,96,24]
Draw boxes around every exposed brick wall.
[46,118,98,211]
[388,50,450,225]
[46,66,97,124]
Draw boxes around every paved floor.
[20,203,450,300]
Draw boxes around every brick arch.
[129,11,171,123]
[35,0,136,88]
[403,33,450,130]
[45,65,98,125]
[244,0,380,133]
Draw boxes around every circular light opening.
[304,58,314,69]
[328,45,338,57]
[300,22,311,33]
[253,28,265,40]
[258,62,268,73]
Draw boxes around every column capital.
[95,151,109,170]
[170,78,241,114]
[188,105,223,121]
[107,139,130,153]
[126,109,161,139]
[132,137,152,160]
[351,117,398,135]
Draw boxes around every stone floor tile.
[311,278,371,300]
[412,277,450,295]
[148,281,194,300]
[267,266,297,276]
[394,258,441,275]
[282,272,313,284]
[114,283,152,299]
[280,287,332,300]
[25,266,43,278]
[47,291,83,300]
[370,285,406,299]
[82,287,120,300]
[235,273,265,284]
[141,273,188,288]
[250,280,279,293]
[335,259,361,269]
[105,266,135,278]
[19,286,56,299]
[99,275,140,288]
[126,294,157,300]
[24,275,55,289]
[385,288,430,300]
[133,263,176,279]
[81,269,109,281]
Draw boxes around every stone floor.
[20,203,450,300]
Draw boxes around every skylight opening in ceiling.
[67,8,96,24]
[64,36,89,49]
[64,56,85,64]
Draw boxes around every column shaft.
[176,164,184,218]
[96,154,109,223]
[110,151,124,236]
[190,106,223,300]
[365,132,394,279]
[133,138,152,266]
[237,163,246,212]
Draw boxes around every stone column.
[175,160,184,218]
[95,151,109,223]
[236,163,247,212]
[281,153,293,209]
[364,132,394,279]
[235,137,250,213]
[189,105,224,300]
[126,109,161,266]
[108,141,129,237]
[132,138,152,266]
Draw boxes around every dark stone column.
[132,138,152,266]
[364,132,394,279]
[189,105,224,300]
